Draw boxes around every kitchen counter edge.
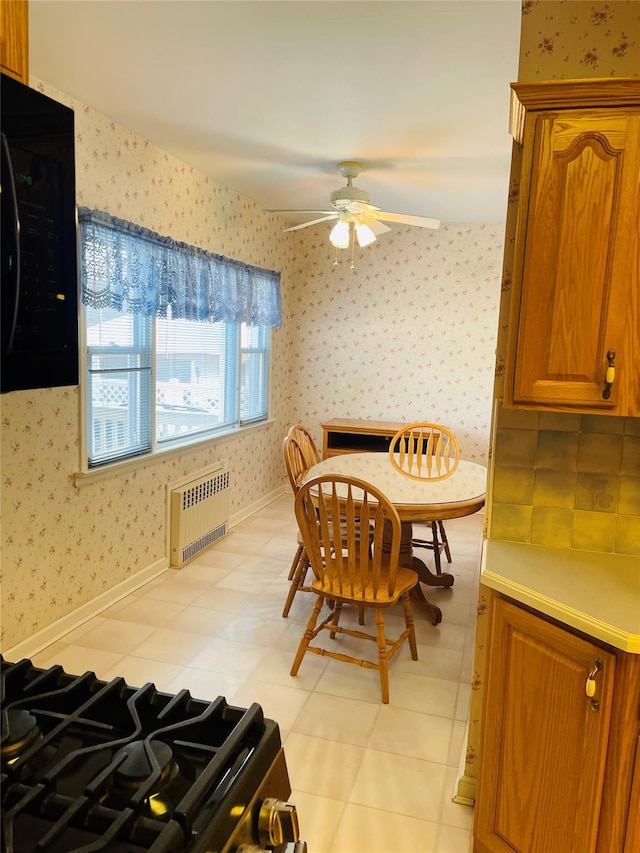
[481,539,640,653]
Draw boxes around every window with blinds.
[80,209,279,468]
[86,307,153,465]
[85,310,270,467]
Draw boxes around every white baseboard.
[3,556,169,662]
[4,485,290,662]
[229,484,288,526]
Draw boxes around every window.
[86,307,152,464]
[79,208,281,468]
[240,323,270,423]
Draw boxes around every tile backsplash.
[490,405,640,555]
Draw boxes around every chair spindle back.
[389,421,459,482]
[295,474,401,599]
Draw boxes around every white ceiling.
[29,0,521,227]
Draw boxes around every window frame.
[240,323,271,426]
[81,305,272,470]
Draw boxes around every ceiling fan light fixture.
[355,221,376,247]
[329,217,350,249]
[282,162,440,258]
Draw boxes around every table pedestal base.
[385,522,455,625]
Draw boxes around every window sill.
[73,418,277,489]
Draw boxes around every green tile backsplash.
[490,503,533,543]
[578,433,624,474]
[619,478,640,516]
[531,506,574,548]
[494,428,539,467]
[572,510,617,552]
[615,515,640,556]
[575,473,619,513]
[581,414,625,435]
[622,436,640,474]
[492,466,535,505]
[537,430,580,470]
[490,405,640,556]
[533,469,577,509]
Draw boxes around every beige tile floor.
[33,494,483,853]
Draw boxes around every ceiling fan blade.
[283,214,338,232]
[359,217,391,236]
[373,211,440,229]
[346,200,380,214]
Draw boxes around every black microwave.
[1,73,78,393]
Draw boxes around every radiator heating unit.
[169,465,230,567]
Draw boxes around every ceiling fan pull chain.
[350,231,356,270]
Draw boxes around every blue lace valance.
[78,207,282,327]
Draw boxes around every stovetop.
[0,656,285,852]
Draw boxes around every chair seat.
[311,566,418,605]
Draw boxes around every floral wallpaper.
[520,0,639,77]
[463,0,640,803]
[289,223,504,464]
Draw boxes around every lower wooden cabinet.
[474,594,640,853]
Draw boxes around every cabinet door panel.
[513,111,633,410]
[0,0,28,83]
[476,598,616,853]
[545,136,616,376]
[623,736,640,852]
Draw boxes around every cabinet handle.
[602,349,616,399]
[586,659,602,711]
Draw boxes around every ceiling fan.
[270,161,440,251]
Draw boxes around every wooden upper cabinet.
[505,79,640,417]
[1,0,28,83]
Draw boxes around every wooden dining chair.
[388,421,460,574]
[291,474,419,703]
[282,425,318,617]
[287,423,321,470]
[282,424,371,620]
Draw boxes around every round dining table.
[303,452,487,625]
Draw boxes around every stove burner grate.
[0,656,285,853]
[1,708,41,762]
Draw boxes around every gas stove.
[0,657,304,853]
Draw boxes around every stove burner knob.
[257,797,300,847]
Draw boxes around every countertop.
[481,539,640,653]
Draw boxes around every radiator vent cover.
[169,467,230,567]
